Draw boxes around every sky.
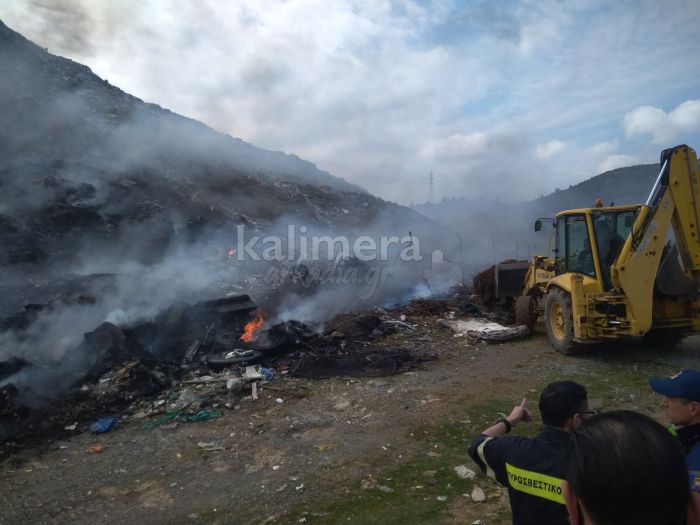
[1,0,699,205]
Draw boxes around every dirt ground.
[2,315,699,525]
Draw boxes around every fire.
[240,309,267,343]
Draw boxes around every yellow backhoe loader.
[515,144,700,354]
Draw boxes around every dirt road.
[2,318,698,525]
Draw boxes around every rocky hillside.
[0,18,434,318]
[0,19,364,193]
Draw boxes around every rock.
[360,479,376,490]
[377,485,394,493]
[471,486,486,503]
[333,399,351,411]
[454,465,476,479]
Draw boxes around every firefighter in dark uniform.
[468,381,590,525]
[649,369,700,493]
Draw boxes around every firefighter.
[649,369,700,493]
[468,381,591,525]
[563,410,690,525]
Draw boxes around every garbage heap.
[0,293,431,446]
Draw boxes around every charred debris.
[0,280,519,451]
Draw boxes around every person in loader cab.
[468,381,590,525]
[649,369,700,493]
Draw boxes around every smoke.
[0,14,541,407]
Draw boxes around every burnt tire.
[544,288,579,355]
[515,295,537,334]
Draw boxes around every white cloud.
[586,140,619,156]
[1,1,700,204]
[599,154,640,173]
[535,140,566,159]
[423,132,491,158]
[624,100,700,144]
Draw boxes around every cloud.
[586,140,619,156]
[599,154,641,173]
[535,140,566,159]
[624,100,700,144]
[1,1,700,204]
[422,132,491,158]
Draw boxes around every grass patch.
[278,417,509,525]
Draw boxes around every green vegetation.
[274,400,522,525]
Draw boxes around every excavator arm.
[612,145,700,335]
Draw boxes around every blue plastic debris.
[260,367,276,381]
[90,416,118,434]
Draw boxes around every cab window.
[592,209,636,289]
[554,214,595,276]
[592,210,635,268]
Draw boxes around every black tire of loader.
[515,295,537,334]
[544,288,580,355]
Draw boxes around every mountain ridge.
[0,17,365,195]
[0,18,437,319]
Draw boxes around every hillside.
[526,163,662,213]
[0,19,364,195]
[0,18,437,322]
[414,162,663,221]
[412,162,670,270]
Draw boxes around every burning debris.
[0,291,443,447]
[240,309,267,343]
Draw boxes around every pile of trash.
[0,293,430,446]
[0,274,533,449]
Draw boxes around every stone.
[471,486,486,503]
[454,465,476,480]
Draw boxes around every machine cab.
[553,206,639,289]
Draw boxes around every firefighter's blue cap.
[649,369,700,402]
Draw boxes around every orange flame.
[240,310,267,343]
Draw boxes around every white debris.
[439,318,529,342]
[226,378,243,390]
[471,486,486,502]
[454,465,476,480]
